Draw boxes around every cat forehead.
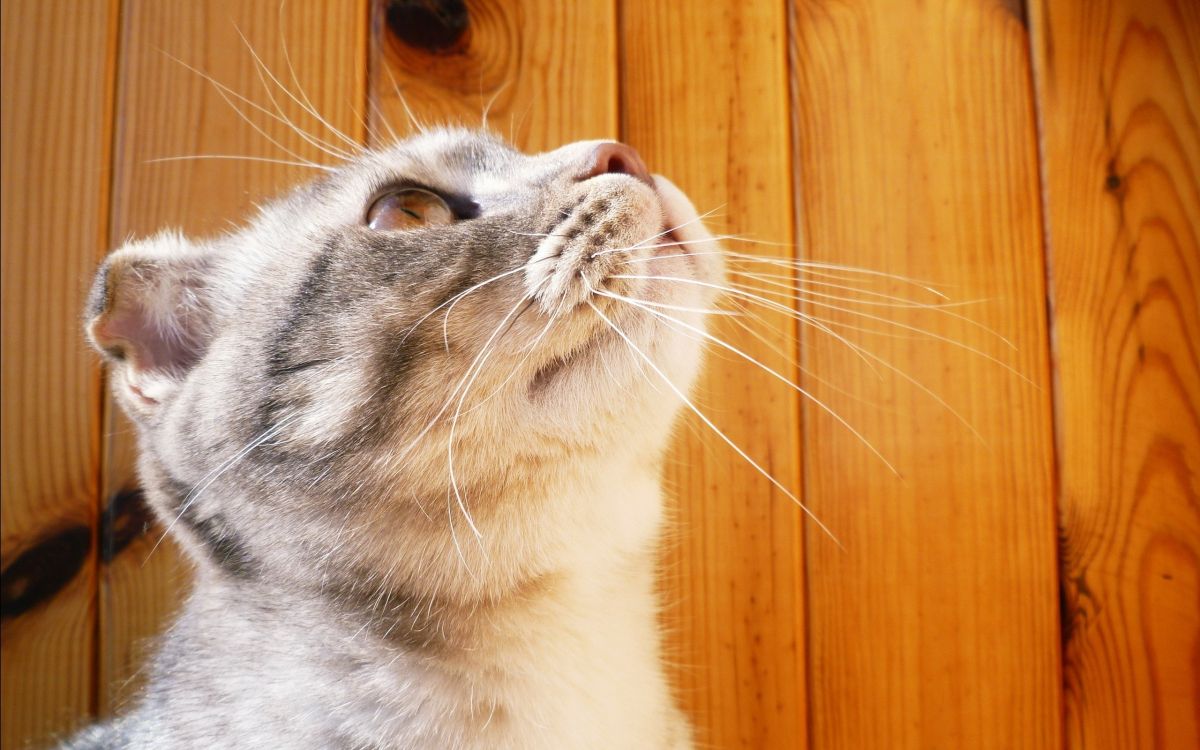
[353,129,526,188]
[327,129,591,199]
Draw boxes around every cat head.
[86,128,724,603]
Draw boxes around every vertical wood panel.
[621,2,807,747]
[791,1,1061,747]
[4,0,1193,746]
[371,0,616,152]
[0,1,116,745]
[100,0,367,713]
[1030,0,1200,747]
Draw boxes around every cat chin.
[651,175,726,289]
[517,178,724,406]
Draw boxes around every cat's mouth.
[524,176,720,397]
[655,227,686,254]
[528,346,583,395]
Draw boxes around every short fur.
[69,129,724,749]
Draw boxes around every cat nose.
[580,142,653,186]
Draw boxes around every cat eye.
[366,188,453,230]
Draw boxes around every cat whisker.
[447,296,536,544]
[510,98,535,145]
[588,208,725,260]
[606,235,744,259]
[596,324,658,394]
[144,154,332,171]
[432,256,567,351]
[736,263,947,293]
[626,250,947,298]
[628,249,892,288]
[729,274,1014,349]
[723,249,951,298]
[795,308,884,377]
[615,267,996,442]
[789,311,938,341]
[617,274,883,375]
[234,26,359,161]
[384,272,542,537]
[722,301,894,411]
[388,265,524,348]
[616,273,1031,385]
[480,78,510,133]
[619,250,722,264]
[589,287,738,317]
[614,238,734,261]
[158,49,341,168]
[746,284,1031,384]
[458,308,558,417]
[383,65,428,135]
[586,299,846,547]
[733,298,987,441]
[276,1,365,153]
[440,270,526,352]
[598,282,897,473]
[730,268,965,307]
[146,414,301,563]
[369,86,402,147]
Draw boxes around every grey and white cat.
[68,129,724,748]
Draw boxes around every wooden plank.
[370,0,616,152]
[0,1,116,745]
[1029,1,1200,747]
[620,2,807,747]
[100,0,367,713]
[791,1,1061,747]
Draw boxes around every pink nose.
[579,142,653,186]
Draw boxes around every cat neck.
[180,520,682,748]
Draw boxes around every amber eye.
[366,188,453,230]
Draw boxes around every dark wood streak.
[995,0,1028,26]
[385,0,471,54]
[0,526,91,619]
[100,488,156,563]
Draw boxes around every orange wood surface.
[1030,0,1200,746]
[1,0,1197,747]
[99,0,368,714]
[370,0,616,151]
[620,2,807,747]
[791,1,1061,747]
[0,1,116,746]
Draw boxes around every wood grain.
[1030,0,1200,747]
[99,0,368,713]
[4,0,1197,745]
[370,0,616,152]
[621,2,807,747]
[0,1,116,746]
[791,1,1061,747]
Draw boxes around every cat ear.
[86,232,216,413]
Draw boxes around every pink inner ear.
[91,298,203,375]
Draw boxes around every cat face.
[87,129,723,600]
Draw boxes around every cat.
[65,129,724,748]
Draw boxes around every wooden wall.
[1,1,1196,748]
